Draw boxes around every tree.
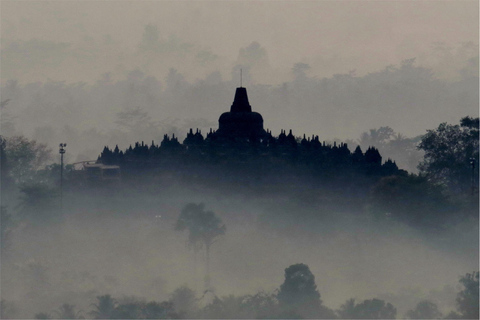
[4,136,52,184]
[54,304,83,319]
[0,206,15,256]
[358,126,395,149]
[33,312,52,319]
[337,298,396,319]
[169,286,198,318]
[242,291,280,319]
[337,298,357,319]
[418,117,479,193]
[175,203,226,289]
[0,136,14,195]
[111,302,143,319]
[368,174,455,229]
[110,299,177,319]
[142,301,176,319]
[277,263,334,318]
[456,271,479,319]
[89,294,117,319]
[405,300,442,319]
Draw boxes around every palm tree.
[175,203,226,290]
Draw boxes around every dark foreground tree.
[110,299,177,319]
[169,286,198,318]
[54,303,83,319]
[0,206,16,256]
[337,298,396,319]
[33,312,52,319]
[277,263,334,318]
[418,116,479,194]
[175,203,225,289]
[3,135,52,184]
[368,174,455,229]
[89,294,117,319]
[405,300,442,319]
[456,271,479,319]
[202,292,280,319]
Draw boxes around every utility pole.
[469,157,476,196]
[59,143,67,212]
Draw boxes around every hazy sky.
[1,1,478,83]
[0,1,478,160]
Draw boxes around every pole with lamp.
[469,157,476,196]
[59,143,67,212]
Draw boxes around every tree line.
[16,268,478,319]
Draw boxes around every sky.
[1,1,478,83]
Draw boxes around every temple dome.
[216,87,266,139]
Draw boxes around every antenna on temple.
[240,68,242,88]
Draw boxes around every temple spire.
[230,87,252,112]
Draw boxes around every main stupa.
[215,87,267,139]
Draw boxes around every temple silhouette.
[96,87,405,187]
[215,87,266,139]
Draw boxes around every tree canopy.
[277,263,321,307]
[175,203,225,252]
[418,116,479,193]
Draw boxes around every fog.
[1,58,478,172]
[1,1,479,319]
[2,184,478,318]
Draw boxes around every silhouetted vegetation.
[455,271,479,319]
[26,267,479,319]
[277,263,335,318]
[418,116,479,194]
[405,300,443,319]
[337,298,396,319]
[176,203,226,290]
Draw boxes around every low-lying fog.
[2,185,478,318]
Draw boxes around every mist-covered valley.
[1,180,478,319]
[1,2,479,319]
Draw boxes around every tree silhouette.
[89,294,117,319]
[405,300,442,319]
[276,263,335,318]
[33,312,52,319]
[175,203,225,290]
[418,116,479,193]
[456,271,479,319]
[0,206,15,256]
[169,286,198,318]
[337,298,396,319]
[54,303,83,319]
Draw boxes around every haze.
[0,1,479,319]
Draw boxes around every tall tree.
[418,116,479,193]
[175,203,225,290]
[3,136,52,185]
[277,263,334,318]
